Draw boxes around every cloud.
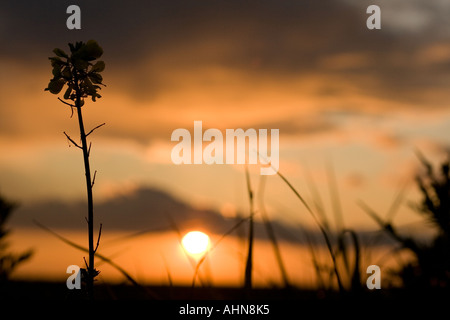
[1,0,449,210]
[10,186,303,244]
[2,0,450,112]
[10,185,415,246]
[251,117,336,137]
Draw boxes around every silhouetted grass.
[33,220,157,299]
[15,151,449,300]
[359,151,450,291]
[275,169,345,292]
[258,175,290,288]
[191,215,250,288]
[244,166,255,291]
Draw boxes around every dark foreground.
[2,280,448,300]
[2,281,450,317]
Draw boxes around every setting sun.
[181,231,210,255]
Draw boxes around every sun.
[182,231,210,255]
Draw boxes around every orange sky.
[1,1,450,283]
[9,228,414,288]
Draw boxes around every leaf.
[82,77,97,96]
[53,48,68,58]
[52,65,61,78]
[46,78,65,94]
[79,40,103,61]
[88,72,103,84]
[49,57,64,68]
[91,61,105,73]
[86,40,103,59]
[63,86,72,100]
[73,58,89,71]
[92,93,101,102]
[62,67,72,80]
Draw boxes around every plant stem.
[244,168,254,291]
[75,85,95,300]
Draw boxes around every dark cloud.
[1,0,449,148]
[10,186,302,243]
[2,0,449,107]
[10,186,420,246]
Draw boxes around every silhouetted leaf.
[79,40,103,61]
[82,77,97,95]
[92,93,101,102]
[49,57,65,68]
[73,58,89,71]
[89,72,103,84]
[46,79,65,94]
[62,67,72,80]
[52,65,61,78]
[53,48,68,58]
[91,61,105,73]
[64,86,72,100]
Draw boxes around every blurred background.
[0,0,449,297]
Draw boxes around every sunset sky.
[1,1,450,285]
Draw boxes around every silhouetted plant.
[401,152,450,289]
[45,40,106,299]
[0,194,33,282]
[360,152,450,291]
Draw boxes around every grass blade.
[276,170,344,292]
[33,220,157,298]
[258,175,290,288]
[244,167,254,290]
